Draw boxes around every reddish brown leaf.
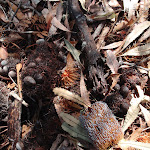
[0,46,8,59]
[106,50,119,74]
[0,8,8,22]
[51,17,71,32]
[80,71,91,107]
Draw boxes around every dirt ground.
[0,0,150,150]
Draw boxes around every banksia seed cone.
[79,101,123,150]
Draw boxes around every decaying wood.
[7,64,23,149]
[7,99,22,149]
[68,0,107,92]
[68,0,100,66]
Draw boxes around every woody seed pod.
[79,101,123,150]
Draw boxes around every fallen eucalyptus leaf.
[101,41,123,49]
[64,39,81,66]
[122,21,150,51]
[106,50,119,74]
[119,139,150,150]
[78,0,87,11]
[60,112,79,127]
[139,104,150,127]
[122,85,144,132]
[62,122,92,143]
[0,46,8,59]
[80,71,91,107]
[122,43,150,56]
[51,17,70,32]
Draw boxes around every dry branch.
[68,0,107,92]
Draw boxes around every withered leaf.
[51,17,70,32]
[122,21,150,51]
[80,71,91,107]
[64,39,81,66]
[106,50,119,74]
[122,43,150,56]
[140,104,150,127]
[0,46,8,59]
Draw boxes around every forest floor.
[0,0,150,150]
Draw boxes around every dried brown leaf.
[97,26,110,49]
[110,74,120,90]
[41,31,48,36]
[101,41,123,49]
[8,33,23,42]
[122,21,150,51]
[0,8,8,22]
[0,46,8,59]
[64,39,81,66]
[122,43,150,56]
[80,71,91,107]
[66,53,75,69]
[7,1,26,20]
[51,17,70,32]
[36,33,44,39]
[113,21,128,33]
[106,50,119,74]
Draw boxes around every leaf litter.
[0,0,150,149]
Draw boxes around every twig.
[0,75,10,80]
[4,1,22,28]
[68,0,100,65]
[7,63,23,150]
[68,0,107,92]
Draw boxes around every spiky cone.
[79,101,123,150]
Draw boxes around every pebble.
[27,62,36,68]
[1,60,8,66]
[8,70,16,78]
[114,84,120,91]
[120,85,129,98]
[3,66,9,73]
[34,73,43,83]
[23,76,36,86]
[0,67,3,75]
